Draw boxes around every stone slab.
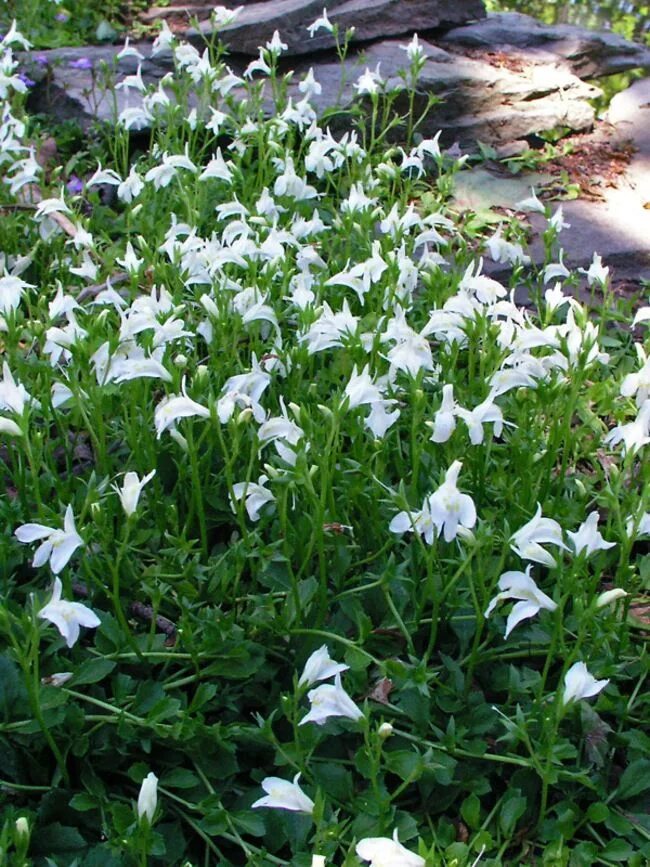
[188,0,486,56]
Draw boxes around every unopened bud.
[317,404,333,419]
[15,817,29,838]
[195,364,209,382]
[42,671,73,687]
[174,354,188,368]
[378,722,394,740]
[237,407,253,424]
[596,588,627,608]
[169,429,189,452]
[311,857,326,867]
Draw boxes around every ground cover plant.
[0,9,649,865]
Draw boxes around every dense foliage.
[0,12,649,866]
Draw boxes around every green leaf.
[460,793,481,830]
[384,749,424,783]
[30,823,87,856]
[0,656,27,719]
[70,793,98,812]
[232,811,265,837]
[71,657,116,686]
[499,790,526,836]
[601,839,636,861]
[586,802,609,823]
[311,763,353,801]
[616,759,650,800]
[161,768,200,789]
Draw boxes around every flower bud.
[173,354,188,368]
[312,857,326,867]
[15,817,29,838]
[169,429,189,452]
[263,463,280,479]
[378,722,394,740]
[194,364,209,382]
[596,588,627,608]
[41,671,73,687]
[137,771,158,824]
[237,407,253,424]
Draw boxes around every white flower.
[430,384,456,443]
[427,460,477,543]
[620,351,650,407]
[344,365,382,409]
[366,400,400,438]
[252,772,314,814]
[510,504,567,568]
[265,30,288,56]
[548,205,570,232]
[400,33,425,62]
[485,230,530,266]
[299,673,363,725]
[15,505,84,574]
[211,5,243,26]
[390,500,437,546]
[632,306,650,328]
[562,662,609,706]
[154,380,210,438]
[484,566,557,639]
[38,577,100,648]
[604,399,650,455]
[0,362,35,415]
[307,8,334,36]
[231,475,275,521]
[117,168,144,204]
[543,249,570,283]
[0,274,32,314]
[2,20,32,50]
[355,65,383,96]
[567,512,615,557]
[516,188,546,214]
[456,394,506,445]
[356,828,425,867]
[579,252,609,287]
[626,510,650,538]
[116,241,144,274]
[151,20,174,55]
[137,772,158,824]
[113,470,156,518]
[299,645,349,687]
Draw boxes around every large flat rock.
[184,0,487,56]
[23,33,600,148]
[442,11,650,78]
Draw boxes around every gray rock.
[294,38,600,147]
[442,11,650,78]
[186,0,486,56]
[21,30,601,147]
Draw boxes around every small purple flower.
[55,12,70,22]
[66,175,84,194]
[69,57,93,70]
[34,55,49,67]
[18,73,36,88]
